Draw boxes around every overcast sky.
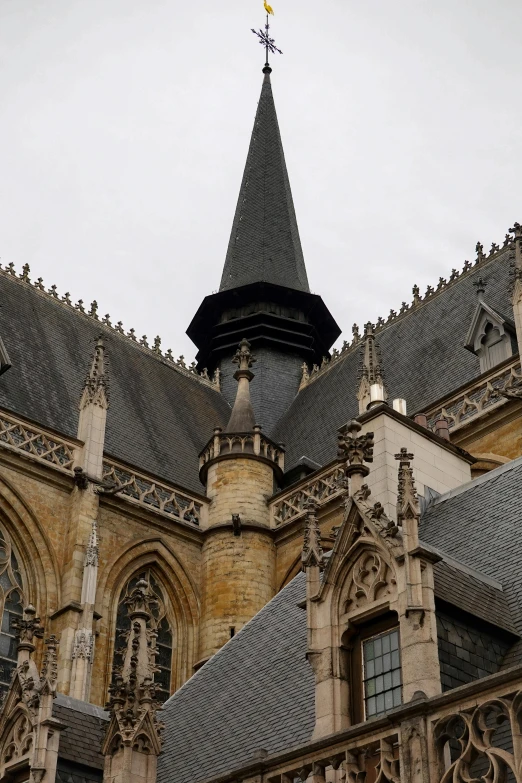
[1,0,520,359]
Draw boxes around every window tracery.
[0,525,25,696]
[112,569,173,703]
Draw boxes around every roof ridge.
[0,262,221,392]
[298,234,516,392]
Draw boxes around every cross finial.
[473,277,486,297]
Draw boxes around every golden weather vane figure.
[251,1,282,66]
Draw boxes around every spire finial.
[79,334,109,410]
[356,322,387,413]
[226,338,257,432]
[252,2,282,73]
[473,277,487,298]
[395,447,420,522]
[301,498,323,570]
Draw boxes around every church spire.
[219,69,310,293]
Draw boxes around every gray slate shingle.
[157,572,315,783]
[273,248,515,471]
[219,72,310,294]
[0,274,231,494]
[53,694,108,770]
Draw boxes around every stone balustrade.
[201,668,522,783]
[102,460,206,527]
[199,426,285,477]
[423,357,522,433]
[0,410,75,472]
[270,462,345,527]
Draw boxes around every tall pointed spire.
[220,70,310,293]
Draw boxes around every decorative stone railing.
[0,411,75,473]
[102,460,206,527]
[199,426,285,477]
[270,462,345,527]
[423,358,522,433]
[203,668,522,783]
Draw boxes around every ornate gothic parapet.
[199,425,285,483]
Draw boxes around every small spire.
[13,604,44,657]
[510,222,522,274]
[301,498,323,570]
[395,447,420,522]
[357,322,387,414]
[79,334,109,410]
[225,338,257,432]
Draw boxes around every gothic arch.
[0,472,60,618]
[0,703,33,775]
[331,538,397,632]
[97,537,200,697]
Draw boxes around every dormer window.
[465,299,516,374]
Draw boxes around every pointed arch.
[0,472,60,620]
[96,537,200,698]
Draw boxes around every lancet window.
[0,525,25,696]
[112,569,173,703]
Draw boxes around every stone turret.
[357,322,387,414]
[197,339,283,666]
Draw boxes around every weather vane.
[251,1,282,67]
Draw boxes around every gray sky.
[1,0,521,360]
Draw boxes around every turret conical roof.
[220,70,310,293]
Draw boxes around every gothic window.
[362,628,402,717]
[478,323,511,372]
[0,525,25,696]
[112,570,173,703]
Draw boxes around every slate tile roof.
[421,456,522,656]
[219,72,310,294]
[273,247,515,471]
[53,694,108,770]
[0,273,231,494]
[157,572,315,783]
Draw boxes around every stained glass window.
[112,569,173,703]
[0,525,25,697]
[363,628,402,718]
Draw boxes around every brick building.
[0,58,522,783]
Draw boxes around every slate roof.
[273,247,515,471]
[158,464,522,783]
[0,272,230,494]
[219,71,310,294]
[421,456,522,659]
[53,694,108,770]
[157,572,315,783]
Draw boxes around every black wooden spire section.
[188,68,340,435]
[220,69,310,293]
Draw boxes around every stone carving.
[434,695,519,783]
[102,461,203,526]
[302,499,323,569]
[346,551,394,609]
[338,420,374,468]
[395,448,420,522]
[424,359,522,432]
[72,630,95,662]
[103,579,163,763]
[0,412,75,472]
[357,322,387,412]
[79,335,110,410]
[272,465,345,526]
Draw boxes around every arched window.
[0,525,25,696]
[112,569,173,703]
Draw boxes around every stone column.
[394,449,441,702]
[59,335,108,696]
